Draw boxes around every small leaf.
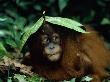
[34,4,42,11]
[81,76,93,81]
[5,10,18,18]
[6,39,17,48]
[45,16,88,33]
[0,30,12,37]
[0,18,7,21]
[58,0,69,12]
[101,18,110,25]
[0,79,3,82]
[14,74,27,82]
[0,16,13,24]
[7,77,12,82]
[64,78,75,82]
[0,42,7,55]
[0,43,9,59]
[83,10,95,23]
[97,0,106,7]
[14,17,26,29]
[0,30,9,37]
[20,17,44,51]
[70,78,76,82]
[27,75,44,82]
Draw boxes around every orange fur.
[25,23,110,82]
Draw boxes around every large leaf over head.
[20,16,88,51]
[45,16,88,33]
[20,17,44,51]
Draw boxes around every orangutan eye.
[52,33,60,43]
[41,35,49,44]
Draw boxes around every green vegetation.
[0,0,110,82]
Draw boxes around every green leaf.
[0,30,12,37]
[6,39,17,48]
[0,42,8,60]
[0,16,13,25]
[14,74,27,82]
[97,0,106,7]
[7,77,12,82]
[27,75,44,82]
[0,18,7,21]
[70,78,76,82]
[34,5,42,11]
[81,76,93,82]
[20,17,44,51]
[58,0,69,12]
[82,10,95,23]
[0,42,7,55]
[14,17,26,29]
[0,79,3,82]
[101,18,110,25]
[5,10,18,18]
[64,78,75,82]
[45,16,88,33]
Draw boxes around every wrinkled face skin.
[40,25,62,62]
